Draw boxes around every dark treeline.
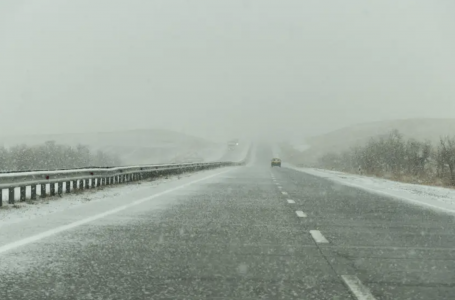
[317,130,455,186]
[0,141,121,171]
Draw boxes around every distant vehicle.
[227,139,240,150]
[271,158,281,167]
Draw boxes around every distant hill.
[289,118,455,164]
[0,129,225,165]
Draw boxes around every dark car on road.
[271,158,281,167]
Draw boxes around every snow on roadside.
[0,174,192,229]
[288,166,455,215]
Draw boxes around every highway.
[1,145,455,299]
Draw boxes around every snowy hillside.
[287,118,455,165]
[0,129,226,165]
[307,118,455,153]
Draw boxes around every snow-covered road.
[1,146,455,299]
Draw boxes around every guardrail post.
[8,188,14,204]
[41,184,46,198]
[99,178,103,186]
[20,186,26,201]
[66,181,71,193]
[0,189,2,206]
[58,182,63,195]
[50,183,55,196]
[31,185,37,200]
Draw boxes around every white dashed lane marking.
[281,191,288,195]
[295,211,307,217]
[341,275,377,300]
[310,230,329,243]
[287,199,295,204]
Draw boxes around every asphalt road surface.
[1,146,455,299]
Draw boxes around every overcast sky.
[0,0,454,141]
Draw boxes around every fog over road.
[1,145,454,299]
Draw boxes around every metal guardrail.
[0,160,245,206]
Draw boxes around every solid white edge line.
[295,210,307,217]
[341,275,377,300]
[0,168,233,255]
[310,230,329,243]
[287,199,295,203]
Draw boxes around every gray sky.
[1,0,455,141]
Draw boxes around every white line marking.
[341,275,377,300]
[310,230,329,243]
[287,199,295,203]
[329,244,455,251]
[296,211,307,217]
[278,186,282,189]
[281,191,288,195]
[0,169,233,255]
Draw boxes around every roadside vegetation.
[285,130,455,187]
[0,141,121,171]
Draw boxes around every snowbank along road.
[1,145,455,299]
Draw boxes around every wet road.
[1,146,455,299]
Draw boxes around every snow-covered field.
[288,166,455,215]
